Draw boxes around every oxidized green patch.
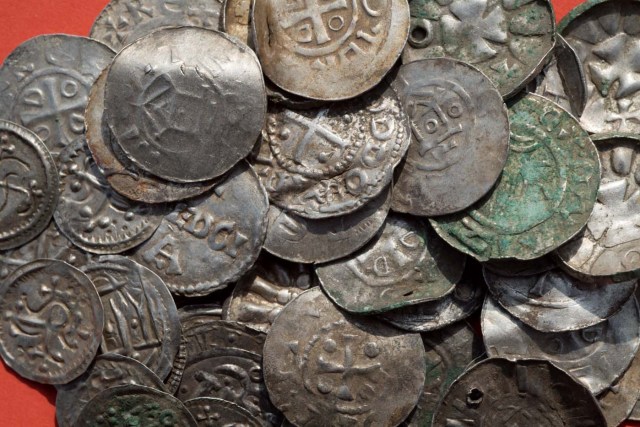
[430,94,600,261]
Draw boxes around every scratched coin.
[263,287,426,427]
[91,0,224,51]
[482,296,640,394]
[254,83,410,219]
[131,161,268,296]
[0,35,114,157]
[432,358,606,427]
[389,58,509,216]
[403,0,555,98]
[54,138,163,254]
[252,0,409,100]
[560,0,640,134]
[316,214,465,314]
[0,120,59,251]
[430,94,600,261]
[184,397,262,427]
[55,353,167,427]
[0,259,103,384]
[599,343,640,427]
[105,27,266,183]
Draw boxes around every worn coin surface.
[55,353,167,427]
[432,358,606,427]
[105,27,266,183]
[263,287,426,427]
[430,94,600,261]
[54,138,163,254]
[0,259,103,384]
[182,320,266,359]
[184,397,262,427]
[599,343,640,427]
[179,304,224,330]
[91,0,225,51]
[316,214,465,313]
[390,58,509,216]
[222,0,253,47]
[0,120,59,251]
[252,0,410,100]
[482,296,640,394]
[0,35,114,157]
[483,253,556,277]
[132,161,268,296]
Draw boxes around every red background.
[0,1,636,426]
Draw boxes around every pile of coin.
[0,0,639,425]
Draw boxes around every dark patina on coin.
[184,397,262,427]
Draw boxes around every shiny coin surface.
[599,343,640,427]
[431,94,600,261]
[0,259,103,384]
[105,27,266,183]
[0,120,59,251]
[185,397,262,427]
[252,0,410,101]
[390,58,509,216]
[263,288,426,427]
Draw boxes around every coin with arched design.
[184,397,262,427]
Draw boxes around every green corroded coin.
[430,93,600,262]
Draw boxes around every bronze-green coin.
[430,93,600,261]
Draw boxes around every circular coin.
[184,397,262,427]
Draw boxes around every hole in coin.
[466,387,484,407]
[411,27,427,42]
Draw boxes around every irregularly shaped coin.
[222,0,253,47]
[0,35,114,156]
[432,358,606,427]
[0,120,59,251]
[105,27,266,183]
[184,397,262,427]
[430,94,600,261]
[316,214,465,313]
[404,0,555,98]
[263,287,426,427]
[55,353,167,427]
[0,259,103,384]
[252,0,410,100]
[482,296,640,394]
[390,58,509,216]
[131,161,268,296]
[599,344,640,427]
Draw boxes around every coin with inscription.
[55,353,167,427]
[0,259,103,384]
[432,358,606,427]
[599,343,640,427]
[430,94,600,261]
[390,58,509,216]
[185,397,262,427]
[263,287,426,427]
[0,121,59,251]
[105,27,266,183]
[182,320,266,360]
[252,0,409,100]
[131,162,268,296]
[91,0,224,51]
[54,138,163,254]
[404,0,555,98]
[179,304,224,330]
[482,296,640,394]
[0,35,114,157]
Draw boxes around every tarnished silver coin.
[263,287,426,427]
[182,320,266,359]
[483,253,556,277]
[390,58,509,216]
[0,35,114,156]
[91,0,225,51]
[105,26,266,183]
[0,259,103,384]
[54,138,163,254]
[252,0,410,101]
[404,0,555,98]
[179,304,224,329]
[264,184,390,263]
[482,296,640,394]
[316,214,465,314]
[432,358,606,427]
[55,353,167,427]
[131,161,268,296]
[184,397,262,427]
[222,0,253,47]
[0,120,59,251]
[599,344,640,427]
[255,84,410,219]
[81,256,180,380]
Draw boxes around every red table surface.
[1,0,638,426]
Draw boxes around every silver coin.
[104,26,266,183]
[54,138,163,254]
[0,120,59,251]
[482,295,640,394]
[483,254,557,277]
[131,161,268,296]
[599,343,640,427]
[179,304,224,329]
[222,0,254,48]
[182,320,266,360]
[184,397,262,427]
[0,35,114,157]
[389,58,509,216]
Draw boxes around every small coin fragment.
[222,0,254,47]
[184,397,262,427]
[599,342,640,427]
